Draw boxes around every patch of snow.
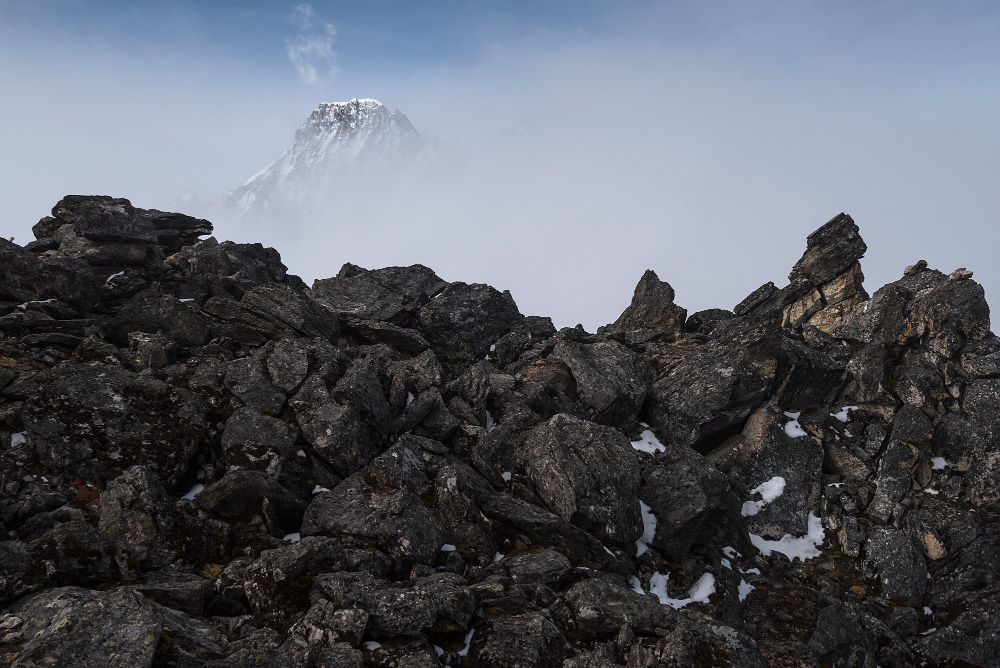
[931,457,949,470]
[920,628,937,636]
[923,606,933,615]
[722,546,740,559]
[178,298,194,303]
[489,343,496,352]
[745,567,761,575]
[104,271,125,284]
[738,579,755,602]
[457,629,475,656]
[649,571,716,609]
[741,476,786,517]
[604,546,615,557]
[783,411,807,438]
[493,552,504,562]
[181,484,205,500]
[924,488,939,495]
[631,429,666,454]
[485,410,496,433]
[831,406,858,423]
[721,558,732,570]
[283,533,301,543]
[501,471,512,482]
[10,432,26,447]
[718,367,734,378]
[16,298,55,309]
[635,500,657,557]
[312,485,330,494]
[441,543,457,552]
[629,575,645,595]
[749,511,825,562]
[362,641,382,650]
[406,391,414,407]
[433,645,444,657]
[296,449,306,457]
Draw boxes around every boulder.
[518,413,642,547]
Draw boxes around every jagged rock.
[604,269,686,336]
[313,570,475,637]
[556,574,676,638]
[221,408,298,476]
[731,408,824,538]
[21,362,207,489]
[864,526,927,606]
[416,282,524,370]
[456,611,575,668]
[549,339,647,429]
[517,413,641,547]
[300,474,445,573]
[98,466,176,569]
[196,470,305,530]
[641,437,736,561]
[311,263,447,323]
[3,197,1000,667]
[789,213,867,287]
[644,325,782,453]
[5,586,226,667]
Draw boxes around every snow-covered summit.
[229,99,423,218]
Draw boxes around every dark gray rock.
[197,470,305,530]
[788,213,867,287]
[455,611,574,668]
[300,474,445,573]
[21,362,206,489]
[98,465,176,569]
[501,548,571,586]
[549,339,647,430]
[556,574,676,638]
[416,282,523,370]
[5,585,227,667]
[108,294,212,347]
[604,269,686,336]
[641,436,735,561]
[313,570,475,637]
[134,571,211,617]
[311,263,447,323]
[864,527,927,606]
[0,238,99,311]
[221,408,298,476]
[730,409,824,539]
[518,413,641,547]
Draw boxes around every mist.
[2,2,999,330]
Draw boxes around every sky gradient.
[2,1,999,329]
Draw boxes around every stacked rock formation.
[1,199,998,667]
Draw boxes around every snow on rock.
[635,500,657,557]
[312,484,331,494]
[749,511,825,562]
[440,543,457,552]
[181,484,205,500]
[738,579,755,602]
[931,457,949,470]
[631,427,667,454]
[741,476,787,517]
[457,629,475,656]
[830,405,859,422]
[649,571,716,609]
[782,411,808,438]
[283,533,301,543]
[9,432,26,447]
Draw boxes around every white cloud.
[286,4,337,85]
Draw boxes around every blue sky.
[2,1,999,327]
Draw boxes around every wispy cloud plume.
[286,4,337,85]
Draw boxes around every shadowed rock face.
[0,195,998,667]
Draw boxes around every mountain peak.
[229,99,422,218]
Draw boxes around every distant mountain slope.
[228,99,423,219]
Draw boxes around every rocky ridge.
[1,197,998,667]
